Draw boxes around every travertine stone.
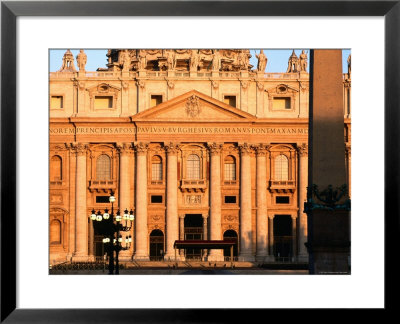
[133,142,149,260]
[255,144,268,260]
[207,142,224,261]
[298,143,308,259]
[239,143,254,261]
[164,143,180,260]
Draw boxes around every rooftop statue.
[256,49,267,72]
[76,49,87,72]
[299,50,308,72]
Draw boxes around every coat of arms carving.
[185,95,201,118]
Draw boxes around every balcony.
[223,180,238,186]
[50,180,64,187]
[88,180,117,192]
[269,180,296,193]
[180,179,206,193]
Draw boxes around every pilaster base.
[71,254,89,262]
[297,254,309,263]
[239,253,255,262]
[163,254,183,262]
[133,254,150,261]
[255,253,268,262]
[207,250,224,262]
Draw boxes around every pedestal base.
[71,254,89,262]
[239,253,255,262]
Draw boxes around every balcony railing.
[269,180,296,192]
[50,180,63,186]
[88,179,116,192]
[180,179,206,192]
[223,180,238,186]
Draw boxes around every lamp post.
[90,191,134,274]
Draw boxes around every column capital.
[253,143,270,156]
[238,142,253,156]
[71,142,88,156]
[179,214,186,219]
[268,214,275,220]
[207,142,223,155]
[164,142,180,155]
[134,142,149,155]
[202,213,209,219]
[117,142,134,155]
[297,143,308,156]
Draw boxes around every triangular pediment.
[132,90,256,121]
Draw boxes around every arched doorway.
[149,229,164,261]
[223,230,238,257]
[273,215,293,261]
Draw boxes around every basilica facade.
[49,49,351,263]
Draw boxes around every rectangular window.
[224,196,237,204]
[151,195,163,203]
[95,96,113,109]
[273,97,291,109]
[276,196,290,204]
[96,196,110,203]
[151,95,163,107]
[51,96,63,109]
[152,163,163,181]
[224,95,236,107]
[224,163,236,181]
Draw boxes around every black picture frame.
[1,0,398,322]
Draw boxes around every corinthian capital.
[297,143,308,156]
[71,142,88,156]
[207,142,223,155]
[134,142,149,154]
[164,142,180,155]
[253,143,270,156]
[117,142,133,155]
[239,143,253,155]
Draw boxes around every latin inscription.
[50,126,308,135]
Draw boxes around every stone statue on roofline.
[138,49,147,70]
[211,50,221,71]
[76,49,87,71]
[120,50,131,71]
[347,54,351,75]
[58,49,77,72]
[256,49,267,72]
[167,50,176,70]
[190,49,199,71]
[299,50,308,72]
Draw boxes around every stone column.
[164,143,180,261]
[239,143,254,261]
[255,144,268,261]
[202,214,209,259]
[120,81,130,116]
[133,142,149,260]
[179,214,185,258]
[118,143,133,260]
[136,80,146,113]
[268,215,275,257]
[207,143,224,261]
[297,143,308,261]
[291,215,297,261]
[88,220,94,260]
[73,143,88,260]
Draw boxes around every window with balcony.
[151,155,163,182]
[96,154,111,180]
[275,154,289,181]
[186,154,200,180]
[224,155,236,181]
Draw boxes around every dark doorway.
[149,229,164,261]
[184,214,203,260]
[223,230,238,257]
[273,215,293,261]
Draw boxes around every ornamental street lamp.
[90,191,134,274]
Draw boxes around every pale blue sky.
[49,49,351,73]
